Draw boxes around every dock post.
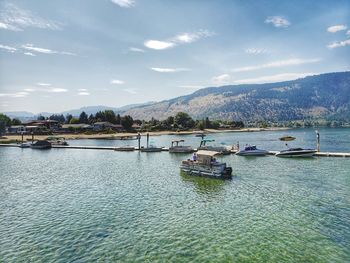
[137,133,141,150]
[146,133,149,148]
[316,130,320,152]
[21,132,24,143]
[31,132,34,143]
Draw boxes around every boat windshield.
[245,145,257,151]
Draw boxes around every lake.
[1,128,349,262]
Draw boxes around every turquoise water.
[1,128,350,262]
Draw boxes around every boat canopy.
[196,150,220,157]
[172,139,185,143]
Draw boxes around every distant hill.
[121,72,350,122]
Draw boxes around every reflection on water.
[180,171,227,197]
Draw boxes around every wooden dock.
[1,144,349,157]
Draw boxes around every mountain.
[121,72,350,122]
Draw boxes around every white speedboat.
[180,150,232,179]
[198,139,231,155]
[236,145,268,156]
[276,148,316,157]
[169,140,194,153]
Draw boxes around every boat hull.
[169,146,194,153]
[276,150,316,157]
[236,150,268,156]
[140,148,162,152]
[180,163,232,179]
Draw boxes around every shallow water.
[1,128,350,262]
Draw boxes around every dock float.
[1,144,349,157]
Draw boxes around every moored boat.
[46,136,68,146]
[236,145,268,156]
[276,148,316,157]
[114,146,135,151]
[198,139,231,155]
[180,150,232,179]
[279,136,296,141]
[140,145,163,152]
[30,140,52,149]
[169,140,194,153]
[19,143,30,148]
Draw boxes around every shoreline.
[0,127,290,142]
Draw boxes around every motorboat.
[198,139,231,155]
[30,140,52,149]
[169,140,194,153]
[276,148,316,157]
[236,145,268,156]
[19,143,30,148]
[114,146,135,151]
[180,150,232,179]
[140,144,163,152]
[279,136,296,141]
[46,136,68,146]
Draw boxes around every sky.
[0,0,349,113]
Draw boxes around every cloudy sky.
[0,0,349,113]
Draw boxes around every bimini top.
[172,139,185,143]
[196,150,220,157]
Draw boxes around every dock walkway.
[1,144,349,157]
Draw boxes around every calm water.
[1,128,349,262]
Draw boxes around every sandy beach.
[0,127,289,143]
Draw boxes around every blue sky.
[0,0,349,113]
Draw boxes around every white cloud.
[144,40,175,50]
[110,0,135,8]
[245,48,268,55]
[347,30,350,36]
[232,58,321,72]
[78,88,88,92]
[0,44,16,52]
[144,30,213,50]
[327,25,347,33]
[265,16,290,28]
[78,92,90,96]
[23,88,36,92]
[23,52,36,56]
[110,79,125,85]
[150,67,190,73]
[173,30,213,44]
[0,3,62,31]
[233,72,316,84]
[48,88,68,93]
[0,91,29,98]
[327,39,350,49]
[123,88,137,94]
[212,74,231,85]
[129,47,145,52]
[22,44,76,56]
[36,82,51,86]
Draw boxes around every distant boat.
[236,145,268,156]
[198,139,231,155]
[19,143,30,148]
[30,140,52,149]
[140,146,162,152]
[114,146,135,151]
[169,140,194,153]
[276,148,316,157]
[279,136,296,141]
[47,136,68,146]
[180,150,232,179]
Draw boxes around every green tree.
[11,118,21,125]
[121,115,133,131]
[66,114,73,124]
[79,111,89,124]
[104,110,117,124]
[70,117,80,124]
[37,115,45,120]
[0,113,11,126]
[174,112,195,129]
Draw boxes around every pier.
[1,143,349,157]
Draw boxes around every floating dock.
[1,144,349,157]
